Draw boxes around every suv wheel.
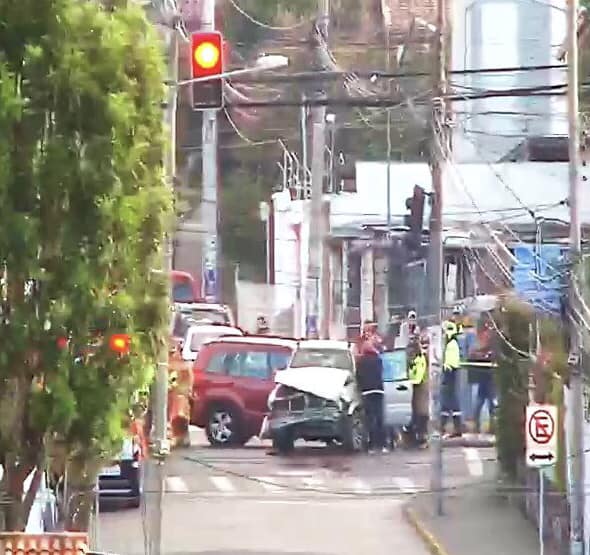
[342,409,365,453]
[206,405,242,447]
[272,430,294,454]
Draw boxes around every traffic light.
[56,336,69,350]
[190,31,224,110]
[404,185,426,250]
[109,333,131,355]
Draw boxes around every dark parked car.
[98,436,143,508]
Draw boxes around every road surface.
[97,428,495,554]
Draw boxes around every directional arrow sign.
[526,404,557,468]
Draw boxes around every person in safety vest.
[403,335,429,447]
[441,320,462,437]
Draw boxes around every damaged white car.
[260,365,365,454]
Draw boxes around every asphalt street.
[98,428,496,555]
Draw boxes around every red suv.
[191,336,296,446]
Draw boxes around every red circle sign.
[528,409,555,445]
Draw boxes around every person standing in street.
[357,336,388,454]
[441,321,462,438]
[403,335,428,447]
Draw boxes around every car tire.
[272,430,294,454]
[342,409,365,453]
[205,404,242,447]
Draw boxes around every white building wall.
[451,0,567,162]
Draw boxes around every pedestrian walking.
[403,335,429,447]
[398,309,420,347]
[441,320,462,438]
[356,337,388,454]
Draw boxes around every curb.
[402,502,451,555]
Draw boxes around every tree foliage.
[0,0,171,531]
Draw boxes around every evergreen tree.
[0,0,172,530]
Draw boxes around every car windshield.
[182,308,229,324]
[173,281,194,303]
[289,348,354,370]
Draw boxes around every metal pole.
[539,469,545,555]
[301,95,309,187]
[429,0,447,517]
[567,0,584,548]
[385,27,392,229]
[306,0,329,338]
[200,0,219,302]
[147,17,176,555]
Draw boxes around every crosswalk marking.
[180,472,429,496]
[165,476,188,493]
[255,476,284,493]
[302,476,324,490]
[392,476,416,493]
[349,478,372,494]
[463,447,483,476]
[209,476,235,493]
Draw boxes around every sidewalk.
[403,480,539,555]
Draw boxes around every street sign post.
[526,404,557,555]
[526,404,558,467]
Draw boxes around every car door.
[381,349,413,428]
[230,348,274,423]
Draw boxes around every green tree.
[0,0,171,531]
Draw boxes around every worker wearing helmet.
[441,320,462,437]
[256,314,270,335]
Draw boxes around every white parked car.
[181,324,243,362]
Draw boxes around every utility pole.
[146,9,176,555]
[428,0,448,517]
[566,0,584,549]
[200,0,219,302]
[306,0,329,338]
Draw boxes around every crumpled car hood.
[275,366,352,402]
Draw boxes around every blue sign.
[305,315,318,338]
[512,244,566,314]
[203,268,217,301]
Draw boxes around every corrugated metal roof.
[0,533,89,555]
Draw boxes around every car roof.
[207,336,297,348]
[188,324,242,335]
[176,302,228,311]
[296,339,352,351]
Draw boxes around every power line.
[227,0,312,31]
[233,63,567,84]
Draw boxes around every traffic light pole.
[200,0,220,302]
[146,16,177,555]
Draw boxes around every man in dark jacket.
[357,339,388,454]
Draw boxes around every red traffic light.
[56,336,69,350]
[190,31,224,110]
[109,333,131,354]
[191,31,223,78]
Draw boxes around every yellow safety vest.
[409,354,427,385]
[444,338,460,371]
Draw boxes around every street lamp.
[173,54,289,87]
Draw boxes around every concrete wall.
[235,280,295,337]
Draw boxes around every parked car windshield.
[290,349,354,371]
[173,281,194,303]
[182,308,229,324]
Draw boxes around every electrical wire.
[227,0,312,31]
[223,107,277,146]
